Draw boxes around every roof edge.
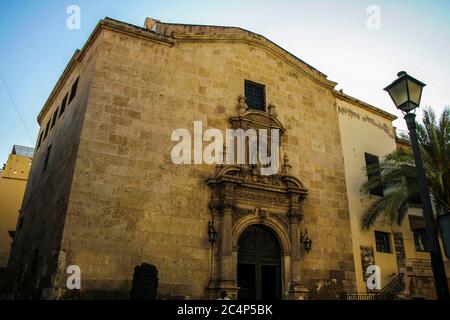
[37,18,175,124]
[159,22,328,76]
[333,90,397,121]
[149,19,337,89]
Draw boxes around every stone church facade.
[6,17,391,300]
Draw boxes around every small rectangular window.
[37,131,44,150]
[364,153,383,197]
[59,94,68,118]
[375,231,392,253]
[244,80,265,111]
[50,108,59,129]
[413,228,428,252]
[409,191,422,206]
[43,145,52,172]
[69,77,79,104]
[405,174,422,206]
[43,121,51,140]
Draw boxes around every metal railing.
[338,292,375,300]
[410,259,433,272]
[338,292,403,300]
[372,273,405,300]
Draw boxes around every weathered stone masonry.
[7,18,357,299]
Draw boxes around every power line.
[0,72,34,145]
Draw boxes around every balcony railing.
[410,259,432,273]
[338,292,404,300]
[338,292,376,300]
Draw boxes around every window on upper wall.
[37,131,44,150]
[364,153,384,197]
[405,174,422,206]
[69,77,79,104]
[59,93,68,118]
[375,231,392,253]
[409,191,422,206]
[413,228,428,252]
[244,80,265,111]
[43,145,52,172]
[50,108,59,129]
[43,121,51,140]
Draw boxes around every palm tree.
[360,106,450,230]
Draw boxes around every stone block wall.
[10,19,357,299]
[6,40,102,299]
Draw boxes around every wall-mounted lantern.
[300,229,312,253]
[208,221,217,243]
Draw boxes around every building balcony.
[399,258,450,299]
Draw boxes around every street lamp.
[384,71,449,300]
[384,71,426,113]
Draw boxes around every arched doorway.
[237,225,282,300]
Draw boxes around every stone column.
[220,204,234,281]
[205,193,238,299]
[289,214,302,283]
[287,193,309,300]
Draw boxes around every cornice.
[333,90,397,121]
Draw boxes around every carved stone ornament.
[237,95,249,115]
[229,104,286,136]
[207,96,308,220]
[206,96,310,300]
[268,104,278,117]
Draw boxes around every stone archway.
[237,224,282,300]
[232,214,292,299]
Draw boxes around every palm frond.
[360,184,409,231]
[359,106,450,229]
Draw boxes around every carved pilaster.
[286,194,308,299]
[206,192,238,299]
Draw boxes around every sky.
[0,0,449,163]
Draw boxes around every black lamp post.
[384,71,449,300]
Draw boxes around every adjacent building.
[336,93,450,299]
[4,17,449,300]
[0,145,34,270]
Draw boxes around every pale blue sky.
[0,0,449,163]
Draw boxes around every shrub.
[130,263,158,300]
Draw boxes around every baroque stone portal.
[206,98,309,300]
